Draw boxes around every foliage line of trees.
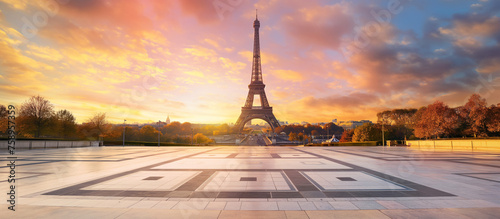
[349,94,500,143]
[0,95,220,144]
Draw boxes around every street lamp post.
[382,123,385,146]
[158,120,161,147]
[122,119,126,146]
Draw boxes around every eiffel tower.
[234,12,280,133]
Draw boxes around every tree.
[105,125,125,141]
[55,109,77,138]
[162,121,181,135]
[140,125,160,142]
[288,132,297,141]
[193,133,213,144]
[0,105,7,135]
[414,101,458,139]
[352,123,380,142]
[339,129,354,142]
[377,108,417,140]
[311,130,319,137]
[487,104,500,133]
[19,95,55,137]
[464,94,488,137]
[79,113,109,140]
[324,123,344,137]
[298,132,304,141]
[414,107,430,139]
[180,122,192,135]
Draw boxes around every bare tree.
[19,95,54,137]
[88,112,108,138]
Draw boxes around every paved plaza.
[1,146,500,218]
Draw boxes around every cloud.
[0,0,29,10]
[282,3,354,50]
[2,0,500,124]
[178,0,220,24]
[25,44,63,61]
[272,69,305,82]
[302,92,380,109]
[184,70,205,78]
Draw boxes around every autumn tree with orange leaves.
[413,101,459,139]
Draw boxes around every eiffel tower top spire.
[251,9,263,84]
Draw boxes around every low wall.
[0,140,100,150]
[406,139,500,151]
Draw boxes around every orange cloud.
[272,69,305,82]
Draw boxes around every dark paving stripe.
[454,173,500,183]
[175,170,216,191]
[283,170,319,191]
[300,191,327,198]
[270,153,281,158]
[218,192,270,198]
[168,191,192,198]
[226,153,238,158]
[271,192,303,198]
[189,192,219,198]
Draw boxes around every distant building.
[166,115,171,124]
[278,120,288,126]
[336,120,372,130]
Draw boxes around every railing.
[0,140,100,150]
[406,139,500,151]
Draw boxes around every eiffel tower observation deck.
[234,12,280,134]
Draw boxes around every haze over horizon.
[0,0,499,124]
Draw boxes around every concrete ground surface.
[1,146,499,218]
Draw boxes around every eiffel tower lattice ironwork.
[234,13,280,132]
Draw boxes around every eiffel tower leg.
[234,111,249,132]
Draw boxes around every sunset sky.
[1,0,499,124]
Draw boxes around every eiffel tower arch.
[234,13,280,133]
